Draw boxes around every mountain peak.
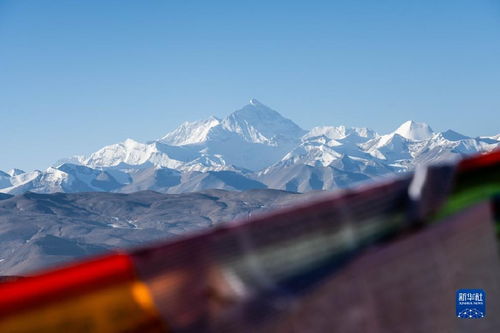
[249,98,264,106]
[7,168,25,177]
[394,120,433,141]
[223,100,305,145]
[162,99,297,146]
[440,129,469,141]
[160,117,221,146]
[230,99,300,125]
[2,101,500,196]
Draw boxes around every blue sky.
[0,0,499,171]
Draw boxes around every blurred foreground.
[0,150,499,332]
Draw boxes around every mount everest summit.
[1,99,499,195]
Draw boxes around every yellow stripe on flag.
[0,281,167,332]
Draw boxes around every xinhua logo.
[456,289,486,319]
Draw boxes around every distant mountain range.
[1,99,498,195]
[1,100,498,274]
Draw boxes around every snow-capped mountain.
[394,120,433,141]
[160,116,222,146]
[219,98,306,145]
[160,99,305,147]
[80,99,305,173]
[1,100,498,195]
[0,170,11,189]
[6,168,25,177]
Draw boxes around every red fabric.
[0,253,135,317]
[0,149,497,324]
[458,149,500,172]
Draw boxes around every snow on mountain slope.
[80,100,306,173]
[157,99,307,171]
[394,120,433,141]
[0,165,124,195]
[160,116,221,146]
[9,170,42,188]
[411,130,500,165]
[2,100,498,195]
[57,164,123,192]
[480,134,500,142]
[303,126,376,141]
[0,171,11,188]
[259,162,376,193]
[278,142,344,168]
[160,99,305,147]
[165,170,267,193]
[260,133,396,191]
[82,139,233,172]
[1,170,55,195]
[439,129,469,142]
[84,139,170,168]
[7,168,25,177]
[220,98,306,145]
[188,132,298,171]
[361,133,413,163]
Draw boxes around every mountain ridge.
[1,100,498,195]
